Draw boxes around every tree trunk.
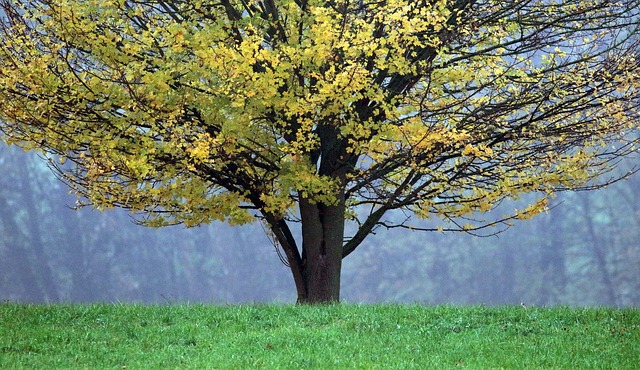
[297,195,346,304]
[269,122,352,304]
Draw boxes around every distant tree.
[1,0,639,303]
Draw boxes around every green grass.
[0,304,638,369]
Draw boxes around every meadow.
[1,303,638,368]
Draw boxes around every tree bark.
[262,213,306,301]
[297,195,346,304]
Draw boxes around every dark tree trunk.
[264,122,353,304]
[297,196,345,303]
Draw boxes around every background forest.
[1,144,638,306]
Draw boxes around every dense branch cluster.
[1,0,639,261]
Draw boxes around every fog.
[1,145,639,306]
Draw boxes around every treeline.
[1,145,638,306]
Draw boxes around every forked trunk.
[296,196,346,304]
[272,123,351,304]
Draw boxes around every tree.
[1,0,639,303]
[0,145,60,302]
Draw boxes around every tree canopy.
[1,0,639,302]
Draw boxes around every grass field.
[0,304,638,369]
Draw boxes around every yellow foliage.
[0,0,638,231]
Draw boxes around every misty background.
[1,143,639,306]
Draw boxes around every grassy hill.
[1,304,638,368]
